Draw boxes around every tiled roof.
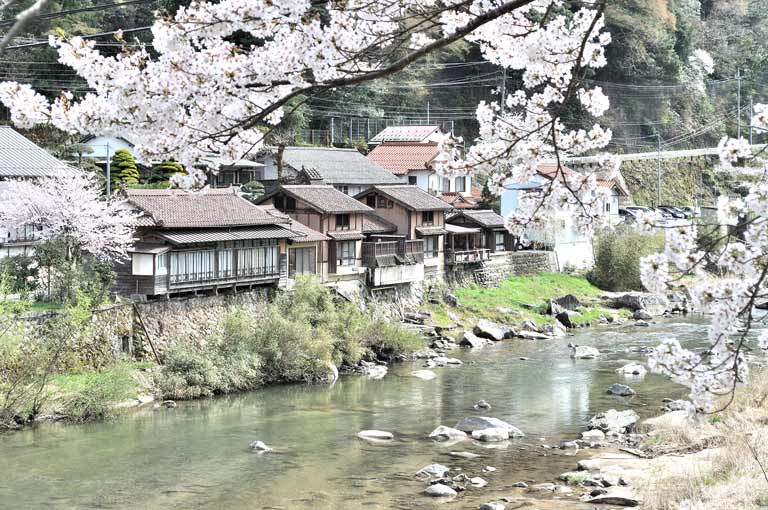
[448,209,505,228]
[282,147,402,185]
[356,185,453,212]
[440,192,479,209]
[597,178,630,197]
[366,142,443,175]
[287,220,328,242]
[0,126,76,177]
[361,213,398,234]
[416,226,448,236]
[258,185,373,214]
[327,231,364,240]
[125,188,286,228]
[537,163,576,182]
[369,125,440,144]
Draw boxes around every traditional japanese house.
[255,185,373,286]
[445,209,515,266]
[355,185,452,279]
[116,188,324,297]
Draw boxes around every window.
[442,177,450,192]
[377,195,387,208]
[169,250,216,283]
[422,211,434,225]
[290,247,316,276]
[218,249,233,278]
[605,202,611,213]
[155,253,168,275]
[274,196,284,209]
[337,240,356,266]
[408,175,418,185]
[367,195,376,208]
[235,240,279,277]
[424,236,438,258]
[285,196,297,211]
[495,232,506,252]
[455,176,466,193]
[336,213,350,230]
[340,186,349,195]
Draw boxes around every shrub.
[110,149,140,186]
[54,364,137,421]
[0,255,36,292]
[587,225,665,291]
[151,159,185,182]
[156,344,225,399]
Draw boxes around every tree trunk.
[276,145,285,183]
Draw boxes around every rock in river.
[632,309,652,321]
[581,429,606,441]
[429,426,467,441]
[424,483,457,498]
[473,399,492,410]
[606,383,636,397]
[357,430,394,441]
[587,409,639,434]
[570,345,600,359]
[455,417,525,437]
[249,440,272,453]
[473,319,511,341]
[411,370,437,380]
[460,331,489,349]
[416,463,450,478]
[616,363,647,377]
[479,503,505,510]
[472,428,510,442]
[470,476,488,487]
[362,365,388,379]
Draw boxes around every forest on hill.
[1,0,766,154]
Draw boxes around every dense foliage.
[156,276,423,399]
[587,225,666,291]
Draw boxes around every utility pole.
[105,142,111,196]
[330,117,335,146]
[426,102,430,124]
[500,68,507,113]
[737,69,743,139]
[656,134,662,206]
[750,97,754,145]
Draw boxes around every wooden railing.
[362,240,424,267]
[446,249,491,265]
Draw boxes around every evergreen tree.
[110,149,140,186]
[151,159,185,182]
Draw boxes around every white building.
[500,163,628,270]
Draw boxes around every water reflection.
[0,316,716,509]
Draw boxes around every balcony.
[362,240,424,268]
[446,249,491,265]
[362,240,425,287]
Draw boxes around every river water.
[0,317,718,509]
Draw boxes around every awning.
[445,223,481,234]
[328,231,365,241]
[155,226,301,245]
[128,243,170,255]
[416,226,448,236]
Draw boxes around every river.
[0,317,720,509]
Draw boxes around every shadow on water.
[0,316,719,509]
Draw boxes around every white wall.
[84,136,140,163]
[132,253,154,276]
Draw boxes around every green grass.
[444,273,608,327]
[28,301,63,313]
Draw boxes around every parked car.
[658,205,687,219]
[618,207,638,223]
[625,205,669,225]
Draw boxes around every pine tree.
[110,149,140,186]
[151,159,185,182]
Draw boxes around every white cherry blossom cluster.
[0,171,136,261]
[639,103,768,411]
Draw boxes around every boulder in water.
[357,430,394,441]
[607,384,636,397]
[429,425,467,441]
[571,346,600,359]
[455,417,525,437]
[249,440,272,453]
[460,331,489,348]
[616,363,647,377]
[472,428,510,442]
[587,409,640,434]
[416,463,450,478]
[411,370,437,380]
[424,483,457,498]
[473,319,510,341]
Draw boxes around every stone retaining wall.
[459,250,558,287]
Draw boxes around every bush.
[54,364,137,421]
[0,255,36,292]
[587,226,665,291]
[156,276,425,399]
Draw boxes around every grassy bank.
[427,273,625,331]
[640,371,768,509]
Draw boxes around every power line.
[0,0,158,27]
[5,26,153,49]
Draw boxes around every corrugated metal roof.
[445,223,480,234]
[0,126,76,177]
[369,125,440,144]
[327,231,364,241]
[155,226,300,244]
[283,147,402,185]
[128,243,170,254]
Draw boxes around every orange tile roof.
[367,142,444,176]
[440,192,478,209]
